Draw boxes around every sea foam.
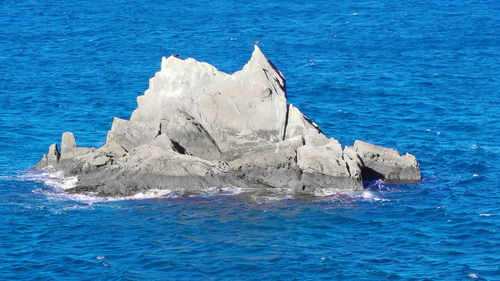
[21,169,389,204]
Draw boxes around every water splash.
[19,169,389,204]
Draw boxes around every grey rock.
[34,46,421,196]
[159,110,222,160]
[297,139,363,192]
[106,117,159,153]
[61,132,76,154]
[353,140,421,182]
[229,136,304,189]
[35,143,60,169]
[284,104,324,141]
[59,132,95,161]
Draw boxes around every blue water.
[1,0,499,280]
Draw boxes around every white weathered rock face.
[35,46,421,196]
[129,46,288,152]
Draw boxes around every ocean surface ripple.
[0,0,499,280]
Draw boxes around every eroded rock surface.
[353,140,421,182]
[35,46,421,196]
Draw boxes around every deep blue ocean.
[1,0,499,280]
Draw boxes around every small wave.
[18,169,77,190]
[468,273,479,279]
[311,186,387,201]
[32,187,179,204]
[360,190,387,201]
[342,190,388,202]
[197,186,248,197]
[364,179,395,192]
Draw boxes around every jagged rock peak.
[242,45,285,84]
[130,45,290,148]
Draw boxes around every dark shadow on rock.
[360,166,385,181]
[170,140,187,155]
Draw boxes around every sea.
[0,0,499,280]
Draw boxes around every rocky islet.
[35,46,421,196]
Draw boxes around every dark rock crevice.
[360,166,385,181]
[282,104,291,141]
[170,140,187,155]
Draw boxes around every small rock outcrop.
[353,140,421,182]
[35,46,421,196]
